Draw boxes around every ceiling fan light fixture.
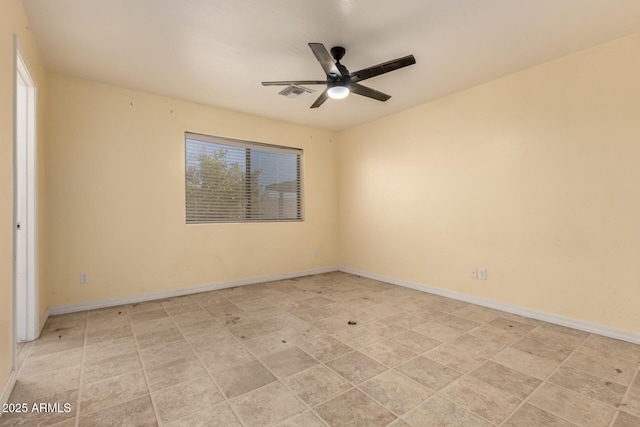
[327,84,349,99]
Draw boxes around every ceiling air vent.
[278,85,315,98]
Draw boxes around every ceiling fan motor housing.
[330,46,346,62]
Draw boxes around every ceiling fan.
[262,43,416,108]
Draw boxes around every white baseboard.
[339,267,640,345]
[48,266,339,316]
[0,371,16,417]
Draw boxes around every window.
[185,132,303,223]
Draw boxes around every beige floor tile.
[162,302,201,317]
[425,343,486,373]
[85,315,130,333]
[45,312,87,329]
[538,323,590,343]
[247,305,286,320]
[470,360,541,400]
[549,366,627,407]
[303,296,335,306]
[129,308,169,323]
[529,383,616,427]
[213,360,277,398]
[138,338,194,368]
[15,341,33,373]
[171,309,212,327]
[284,365,351,406]
[48,418,77,427]
[487,316,536,336]
[177,319,227,338]
[187,330,237,353]
[468,324,522,346]
[12,365,80,402]
[165,402,241,427]
[621,372,640,417]
[145,356,207,391]
[266,313,314,331]
[230,381,307,427]
[363,320,409,338]
[242,332,296,357]
[395,356,461,391]
[384,311,434,329]
[492,346,560,380]
[126,301,164,314]
[276,410,325,427]
[29,334,85,357]
[13,273,640,427]
[448,333,506,359]
[86,325,132,346]
[131,316,175,335]
[19,347,83,375]
[613,411,640,427]
[82,351,142,384]
[390,331,441,353]
[86,306,125,321]
[331,325,385,349]
[577,335,640,366]
[327,351,388,384]
[402,395,492,427]
[359,370,433,415]
[452,306,503,323]
[84,336,137,363]
[294,307,332,322]
[277,326,327,346]
[227,319,274,340]
[434,315,480,333]
[135,327,183,349]
[80,370,148,415]
[563,351,636,386]
[79,394,157,426]
[315,388,396,427]
[312,316,350,334]
[440,376,521,424]
[502,403,575,427]
[512,330,577,362]
[198,342,256,372]
[414,321,466,342]
[361,339,418,367]
[261,347,318,377]
[216,312,256,327]
[2,389,78,427]
[152,376,223,423]
[203,301,244,317]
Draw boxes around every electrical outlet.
[470,268,477,279]
[478,268,487,280]
[80,272,89,284]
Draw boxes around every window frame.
[185,132,304,224]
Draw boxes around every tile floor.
[2,272,639,426]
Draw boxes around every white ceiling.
[22,0,640,131]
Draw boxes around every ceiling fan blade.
[350,55,416,83]
[310,89,330,108]
[349,83,391,102]
[262,80,326,86]
[308,43,342,77]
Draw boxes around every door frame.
[13,35,39,354]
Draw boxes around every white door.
[15,46,38,343]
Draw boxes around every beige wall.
[45,75,338,307]
[338,32,640,334]
[1,0,48,399]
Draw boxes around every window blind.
[185,132,303,223]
